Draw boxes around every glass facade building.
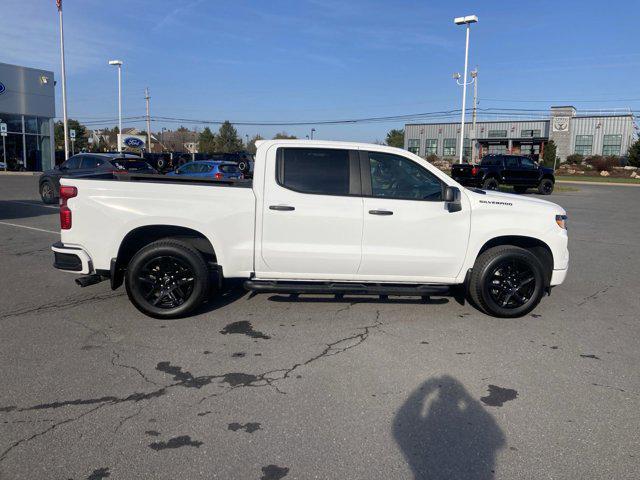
[0,63,55,171]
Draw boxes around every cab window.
[519,157,536,169]
[368,152,443,201]
[277,148,350,195]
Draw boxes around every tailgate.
[451,164,474,179]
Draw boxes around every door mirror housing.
[444,186,462,212]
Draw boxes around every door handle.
[368,209,393,216]
[269,205,295,211]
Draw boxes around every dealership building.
[404,106,635,163]
[0,62,56,171]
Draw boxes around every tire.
[125,239,210,319]
[513,186,528,194]
[468,245,545,318]
[538,178,554,195]
[482,178,499,191]
[237,161,247,173]
[40,180,57,204]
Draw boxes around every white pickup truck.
[52,140,568,318]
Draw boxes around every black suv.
[39,153,157,204]
[451,154,555,195]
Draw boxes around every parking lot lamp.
[108,60,123,152]
[453,14,478,164]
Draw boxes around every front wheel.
[482,178,499,191]
[468,246,545,318]
[125,239,210,318]
[538,178,554,195]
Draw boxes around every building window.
[521,129,541,138]
[407,139,420,155]
[602,134,622,156]
[463,138,471,160]
[488,144,507,154]
[443,138,456,156]
[488,130,507,138]
[424,139,437,155]
[574,135,593,156]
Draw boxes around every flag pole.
[57,0,70,160]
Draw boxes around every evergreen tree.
[215,121,243,152]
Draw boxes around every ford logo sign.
[0,82,5,95]
[123,137,144,148]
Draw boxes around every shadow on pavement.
[394,375,505,480]
[0,200,57,221]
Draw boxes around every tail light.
[214,172,223,180]
[59,185,77,230]
[471,166,479,176]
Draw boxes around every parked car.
[167,160,243,180]
[39,153,157,204]
[451,154,555,195]
[51,140,568,320]
[206,151,255,178]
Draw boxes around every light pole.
[470,68,478,162]
[453,14,478,164]
[56,0,70,160]
[108,60,123,152]
[310,128,316,140]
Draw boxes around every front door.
[358,151,470,282]
[258,146,363,279]
[502,156,521,184]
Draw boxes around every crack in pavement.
[0,292,125,320]
[577,285,612,307]
[0,313,384,464]
[111,350,160,387]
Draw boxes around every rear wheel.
[538,178,554,195]
[482,178,499,191]
[125,239,210,318]
[513,186,528,194]
[40,181,57,204]
[468,245,545,318]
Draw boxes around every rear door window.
[219,164,239,173]
[519,157,536,169]
[80,156,105,169]
[277,148,350,195]
[504,157,519,168]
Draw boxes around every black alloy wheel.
[137,256,195,309]
[483,178,499,191]
[468,245,545,318]
[487,258,536,309]
[538,178,554,195]
[125,239,210,318]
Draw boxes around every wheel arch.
[477,235,553,286]
[111,225,217,290]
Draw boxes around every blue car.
[167,160,243,180]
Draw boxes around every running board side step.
[244,280,450,296]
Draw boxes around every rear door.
[258,146,363,279]
[502,156,521,184]
[358,150,470,281]
[517,156,540,185]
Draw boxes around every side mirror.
[444,186,462,213]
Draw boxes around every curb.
[0,171,41,176]
[556,179,640,187]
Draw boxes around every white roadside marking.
[6,200,59,210]
[0,221,59,235]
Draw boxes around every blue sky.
[2,0,639,141]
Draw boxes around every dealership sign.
[0,81,5,95]
[118,134,146,149]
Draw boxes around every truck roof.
[254,139,411,156]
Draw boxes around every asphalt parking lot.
[0,175,638,480]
